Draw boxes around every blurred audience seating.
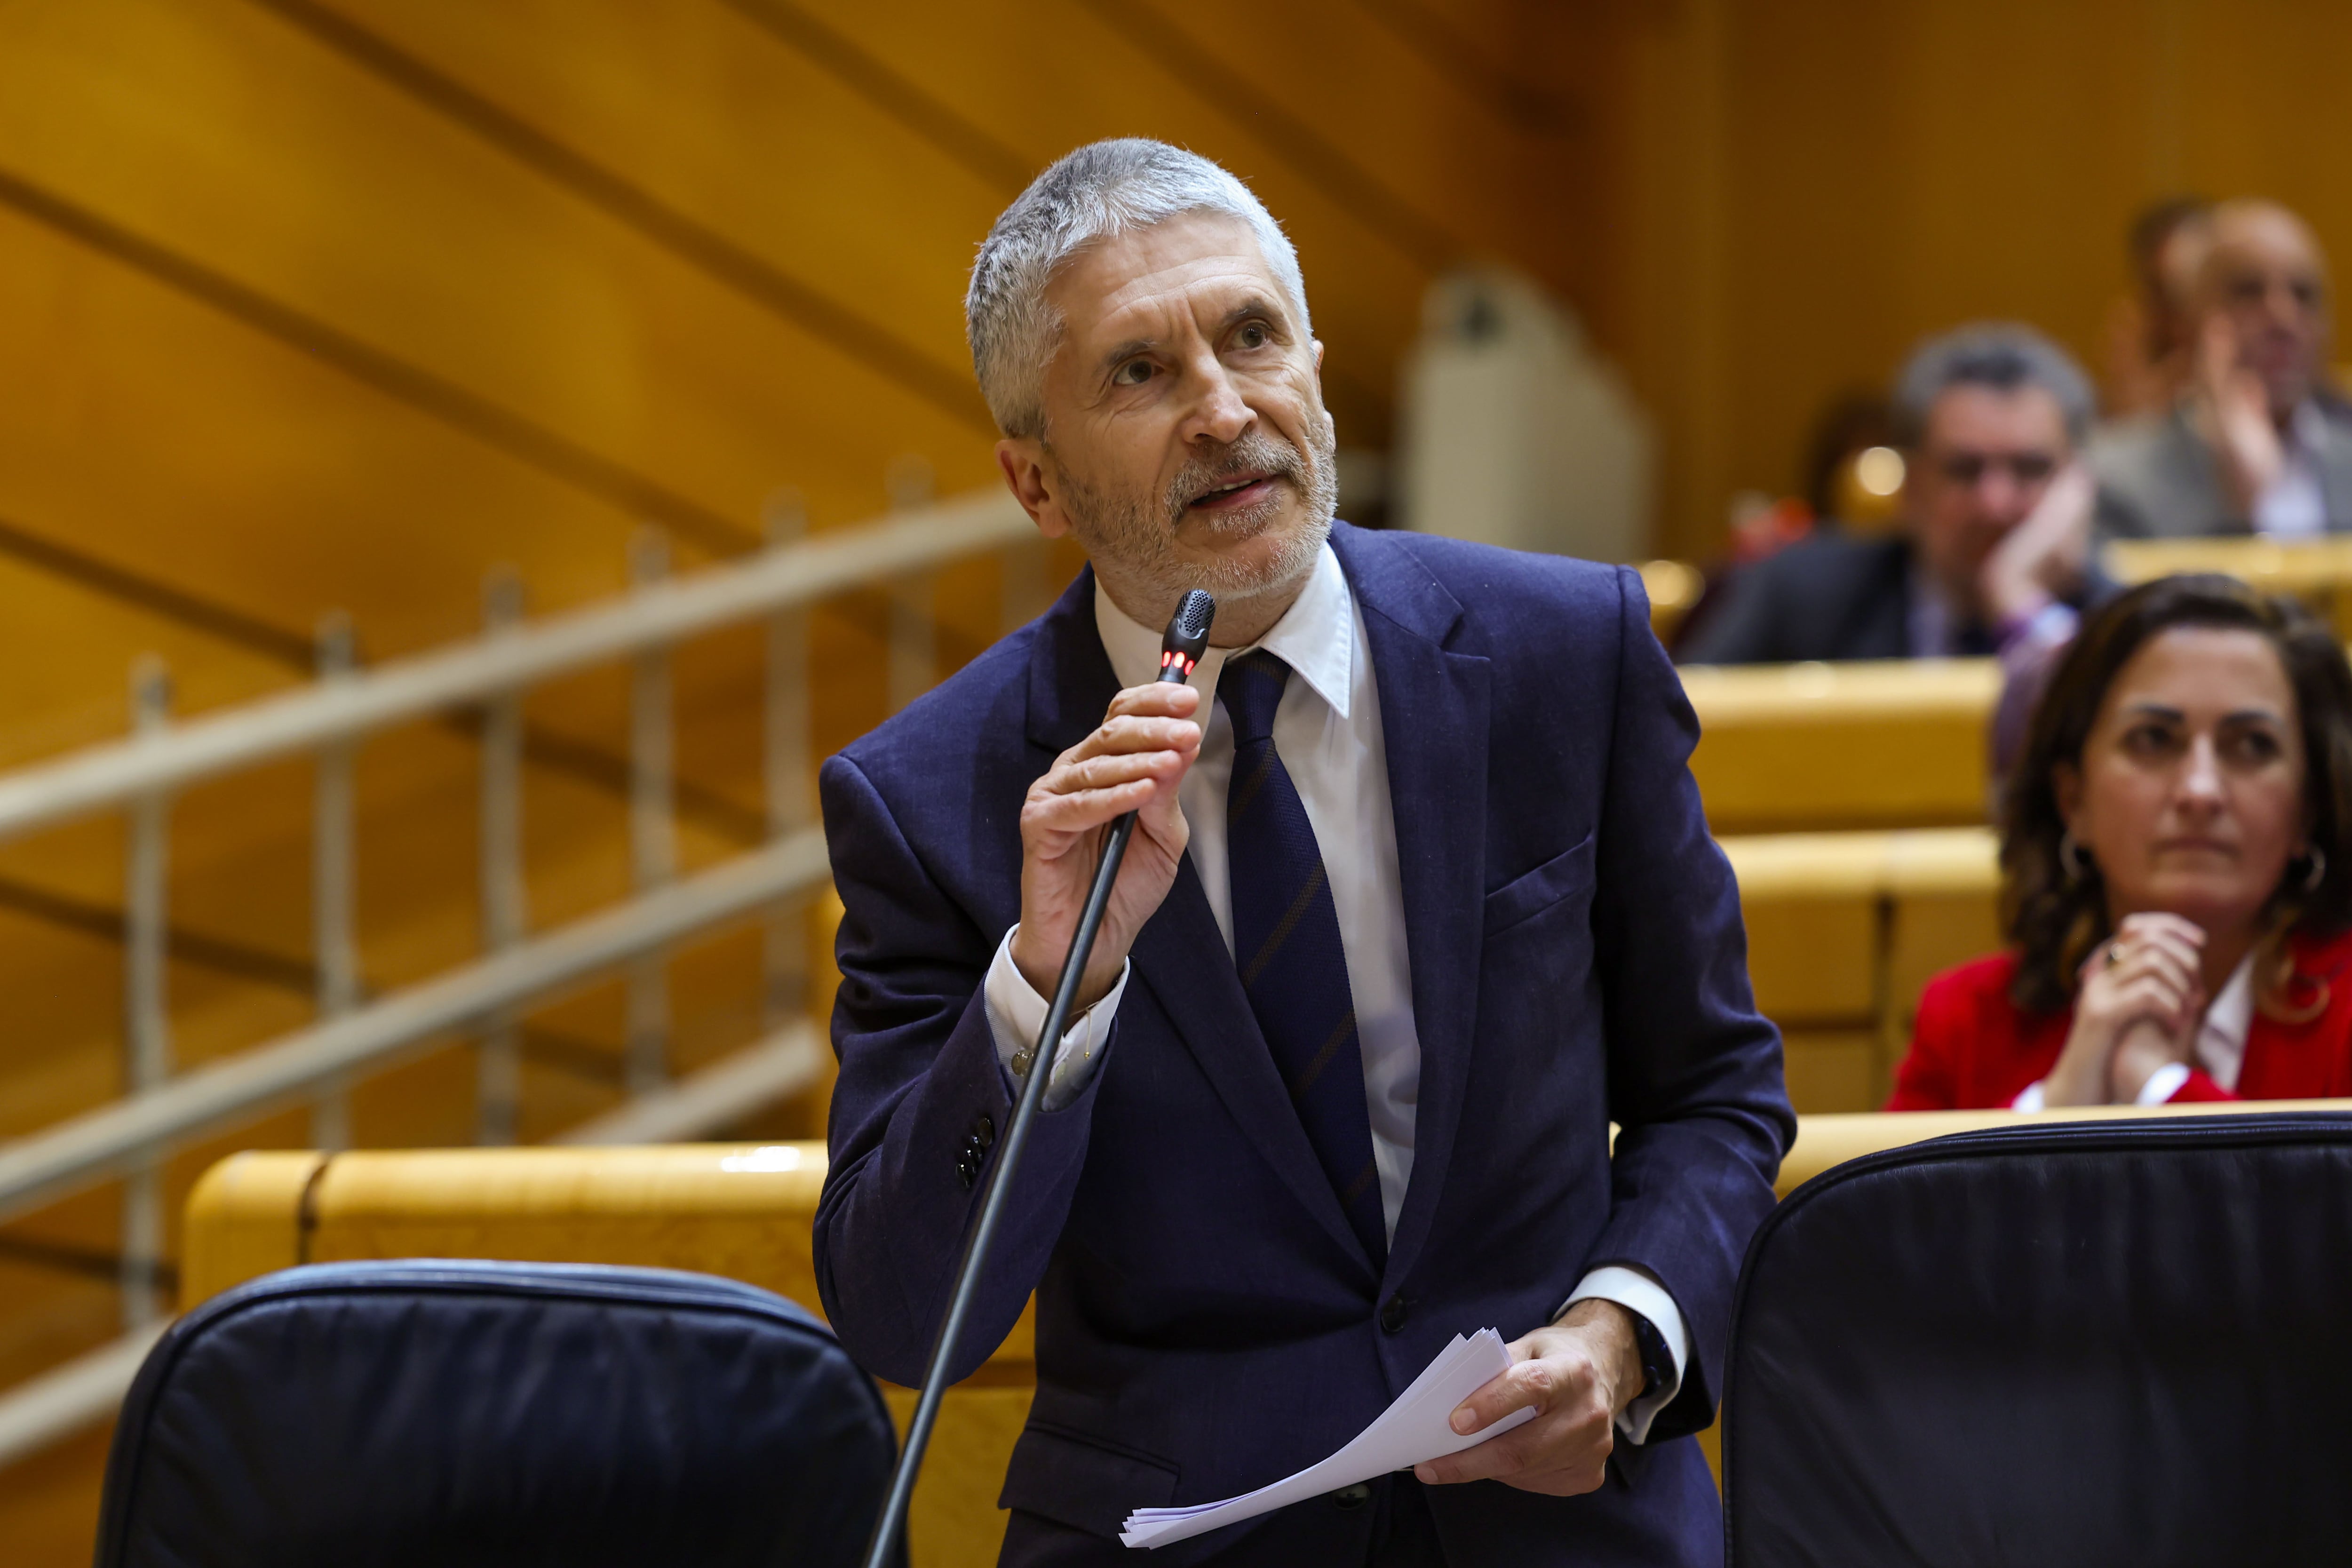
[1724,828,1999,1110]
[1682,660,1998,834]
[2104,534,2352,636]
[186,1101,2349,1528]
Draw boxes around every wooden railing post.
[121,657,173,1329]
[310,611,360,1151]
[627,532,676,1098]
[886,456,936,714]
[764,492,813,1030]
[477,571,528,1145]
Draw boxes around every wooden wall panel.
[790,0,1455,440]
[0,0,992,558]
[300,0,1007,414]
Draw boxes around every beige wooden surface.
[1682,660,1998,835]
[2104,537,2352,638]
[187,1100,2352,1528]
[1724,827,2001,1111]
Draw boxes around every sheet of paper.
[1119,1327,1533,1549]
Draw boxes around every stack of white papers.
[1119,1328,1532,1549]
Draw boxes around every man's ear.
[996,437,1070,540]
[1311,340,1335,443]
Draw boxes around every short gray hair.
[1892,323,2097,447]
[966,139,1311,438]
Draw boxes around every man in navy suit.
[814,139,1791,1566]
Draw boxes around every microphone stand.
[858,590,1216,1568]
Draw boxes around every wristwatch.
[1628,1311,1672,1404]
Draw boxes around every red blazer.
[1889,927,2352,1111]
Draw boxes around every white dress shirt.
[981,543,1689,1442]
[2010,954,2254,1111]
[2252,402,2331,539]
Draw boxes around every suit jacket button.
[970,1114,996,1148]
[1380,1295,1409,1334]
[1332,1483,1370,1510]
[956,1154,979,1191]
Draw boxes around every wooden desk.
[1682,659,1997,834]
[2104,536,2352,637]
[186,1100,2352,1528]
[1722,827,2001,1111]
[1639,559,1704,644]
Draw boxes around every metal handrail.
[0,490,1032,845]
[0,480,1043,1469]
[0,828,831,1228]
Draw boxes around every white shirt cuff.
[1560,1265,1688,1446]
[2012,1064,2191,1112]
[982,925,1129,1111]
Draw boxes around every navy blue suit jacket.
[815,524,1792,1566]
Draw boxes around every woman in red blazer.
[1892,574,2352,1112]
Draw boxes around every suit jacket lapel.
[1330,527,1491,1289]
[1023,563,1373,1271]
[1130,864,1371,1268]
[2317,406,2352,533]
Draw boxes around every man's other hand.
[1012,681,1202,1010]
[1413,1299,1645,1496]
[2192,313,2285,517]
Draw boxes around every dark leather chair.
[1722,1113,2352,1567]
[95,1259,898,1568]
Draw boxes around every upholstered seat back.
[1724,1113,2352,1568]
[96,1259,897,1568]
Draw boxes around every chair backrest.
[95,1258,898,1568]
[1724,1113,2352,1568]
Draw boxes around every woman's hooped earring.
[2301,846,2328,893]
[2059,831,2093,885]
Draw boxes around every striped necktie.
[1218,651,1385,1264]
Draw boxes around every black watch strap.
[1628,1310,1672,1404]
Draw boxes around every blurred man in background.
[1680,325,2100,665]
[2102,197,2215,418]
[2096,199,2352,537]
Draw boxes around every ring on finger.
[2102,943,2122,969]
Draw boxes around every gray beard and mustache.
[1048,421,1339,614]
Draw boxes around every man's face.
[997,211,1337,630]
[1909,383,2071,605]
[2200,206,2331,418]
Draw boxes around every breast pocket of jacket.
[1482,833,1598,942]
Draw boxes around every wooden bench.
[1723,827,2001,1111]
[1681,659,1997,835]
[2105,536,2352,637]
[186,1100,2351,1542]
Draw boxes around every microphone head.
[1163,590,1216,665]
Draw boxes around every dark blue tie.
[1219,652,1386,1265]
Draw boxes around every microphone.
[860,589,1216,1568]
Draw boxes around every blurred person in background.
[1893,575,2352,1111]
[1665,391,1899,656]
[2096,200,2352,537]
[2102,197,2215,418]
[1680,325,2104,665]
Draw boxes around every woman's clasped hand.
[2042,913,2207,1106]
